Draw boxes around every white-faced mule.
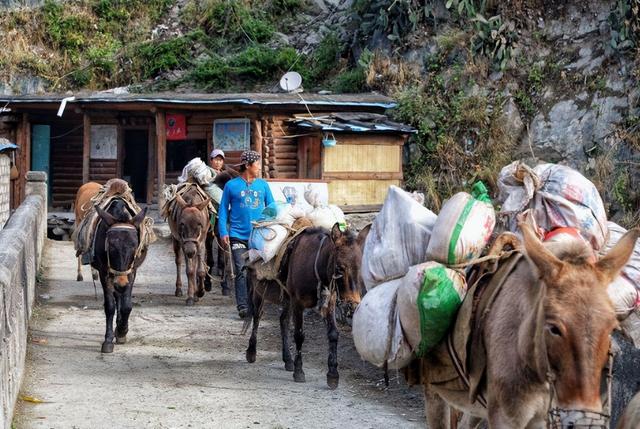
[420,221,640,428]
[92,200,148,353]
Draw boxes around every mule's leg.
[116,284,133,344]
[325,305,340,389]
[185,253,197,306]
[246,287,264,363]
[195,240,207,299]
[280,296,294,371]
[292,304,306,383]
[173,238,184,297]
[76,256,83,282]
[424,385,450,429]
[101,274,116,353]
[91,268,99,280]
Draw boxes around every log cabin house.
[0,92,414,214]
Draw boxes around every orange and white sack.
[352,278,414,369]
[497,161,608,251]
[426,182,495,265]
[362,186,437,290]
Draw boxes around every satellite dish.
[279,71,303,92]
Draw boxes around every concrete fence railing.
[0,171,47,429]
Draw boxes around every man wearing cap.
[205,148,228,294]
[209,148,226,174]
[218,150,274,318]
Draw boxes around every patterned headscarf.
[241,150,261,165]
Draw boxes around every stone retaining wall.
[0,155,9,230]
[0,172,47,429]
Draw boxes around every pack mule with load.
[417,220,639,428]
[246,223,368,389]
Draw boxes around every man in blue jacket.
[218,150,274,318]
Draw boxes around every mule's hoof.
[196,288,205,298]
[204,279,212,292]
[246,349,256,363]
[92,271,99,281]
[175,289,183,297]
[284,360,294,372]
[327,374,339,390]
[101,342,114,353]
[76,274,83,282]
[116,335,127,344]
[293,371,306,383]
[186,297,195,306]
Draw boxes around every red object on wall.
[166,114,187,140]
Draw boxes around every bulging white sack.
[308,204,346,230]
[352,278,414,369]
[362,185,437,290]
[248,224,289,263]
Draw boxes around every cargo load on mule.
[354,160,640,379]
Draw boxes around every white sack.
[426,186,495,265]
[352,278,414,369]
[608,275,639,318]
[308,204,346,230]
[248,224,289,263]
[362,186,437,290]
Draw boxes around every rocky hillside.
[1,0,638,225]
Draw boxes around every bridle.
[313,234,346,314]
[546,349,613,428]
[104,223,139,278]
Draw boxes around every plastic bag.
[497,161,608,250]
[304,184,322,208]
[426,182,495,265]
[260,202,295,226]
[362,186,437,290]
[352,278,414,369]
[397,262,467,356]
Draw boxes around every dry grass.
[365,51,420,93]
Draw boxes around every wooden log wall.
[262,115,298,179]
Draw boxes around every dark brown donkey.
[93,199,148,353]
[167,186,210,306]
[422,221,640,428]
[246,224,368,389]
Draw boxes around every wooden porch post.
[251,119,263,177]
[82,113,91,183]
[155,110,166,209]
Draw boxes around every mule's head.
[519,221,639,415]
[175,193,210,258]
[96,203,147,287]
[330,223,368,310]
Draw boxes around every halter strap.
[105,222,139,278]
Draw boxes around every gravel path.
[12,239,425,429]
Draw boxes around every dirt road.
[13,239,425,429]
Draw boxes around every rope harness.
[312,234,343,317]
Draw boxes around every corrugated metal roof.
[0,91,396,109]
[288,112,416,134]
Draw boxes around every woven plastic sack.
[178,157,214,185]
[397,262,467,356]
[352,278,414,369]
[601,222,640,288]
[308,204,346,230]
[426,182,495,265]
[497,161,608,251]
[248,224,289,263]
[362,186,437,290]
[607,276,639,318]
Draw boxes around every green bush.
[190,55,231,90]
[136,36,194,79]
[333,68,367,92]
[310,33,343,81]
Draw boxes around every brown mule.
[422,221,640,428]
[246,224,368,389]
[73,182,102,282]
[167,186,210,306]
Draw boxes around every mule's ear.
[330,222,343,243]
[596,228,640,285]
[357,223,371,248]
[175,193,188,208]
[520,220,564,281]
[95,205,117,227]
[194,197,210,212]
[132,207,147,228]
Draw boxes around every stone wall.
[0,155,9,230]
[0,172,47,429]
